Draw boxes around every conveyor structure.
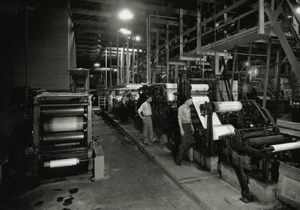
[32,92,102,180]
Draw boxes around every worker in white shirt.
[175,95,195,166]
[138,95,154,145]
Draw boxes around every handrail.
[200,0,250,26]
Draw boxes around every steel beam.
[263,37,272,108]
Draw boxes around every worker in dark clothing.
[175,95,195,166]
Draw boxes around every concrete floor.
[3,114,203,210]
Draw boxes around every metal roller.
[213,101,242,112]
[42,107,85,116]
[43,116,85,132]
[42,131,84,142]
[242,130,265,139]
[246,135,287,146]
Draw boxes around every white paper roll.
[271,142,300,153]
[43,116,84,132]
[213,124,235,140]
[165,83,177,89]
[44,158,80,168]
[191,84,209,92]
[166,90,177,101]
[192,96,221,129]
[213,101,243,112]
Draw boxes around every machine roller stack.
[32,92,97,179]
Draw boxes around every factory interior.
[1,0,300,209]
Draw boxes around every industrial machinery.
[197,96,300,202]
[176,73,300,203]
[32,92,101,180]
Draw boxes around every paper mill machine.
[31,92,102,180]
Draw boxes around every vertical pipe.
[179,9,183,57]
[105,49,108,88]
[263,37,272,108]
[166,24,169,83]
[136,43,139,83]
[126,38,129,84]
[245,42,253,83]
[230,48,238,92]
[274,50,282,121]
[120,47,124,84]
[132,38,135,83]
[258,0,265,34]
[196,2,201,55]
[116,32,119,85]
[155,31,159,83]
[146,17,150,83]
[110,42,112,86]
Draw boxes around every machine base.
[93,145,105,181]
[277,163,300,209]
[219,162,279,204]
[193,149,218,172]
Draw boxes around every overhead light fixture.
[244,61,250,67]
[94,63,100,67]
[119,28,132,35]
[118,9,133,21]
[135,35,141,41]
[296,6,300,14]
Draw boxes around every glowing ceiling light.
[296,6,300,14]
[94,63,100,67]
[135,35,141,41]
[119,28,132,35]
[118,9,133,20]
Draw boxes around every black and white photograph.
[1,0,300,209]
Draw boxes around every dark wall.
[12,0,71,91]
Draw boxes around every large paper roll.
[213,101,242,112]
[43,116,85,132]
[192,96,221,129]
[270,141,300,153]
[191,84,209,92]
[213,124,235,140]
[166,90,177,102]
[43,158,80,168]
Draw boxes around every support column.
[258,0,265,34]
[196,2,201,55]
[230,48,238,91]
[132,38,136,83]
[274,51,282,100]
[179,9,183,57]
[120,46,124,84]
[263,37,272,108]
[146,17,150,83]
[116,32,120,85]
[126,38,130,84]
[109,42,112,86]
[166,24,169,83]
[154,31,159,83]
[105,49,107,88]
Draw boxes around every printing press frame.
[32,92,99,180]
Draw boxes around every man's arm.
[178,107,184,136]
[138,104,144,120]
